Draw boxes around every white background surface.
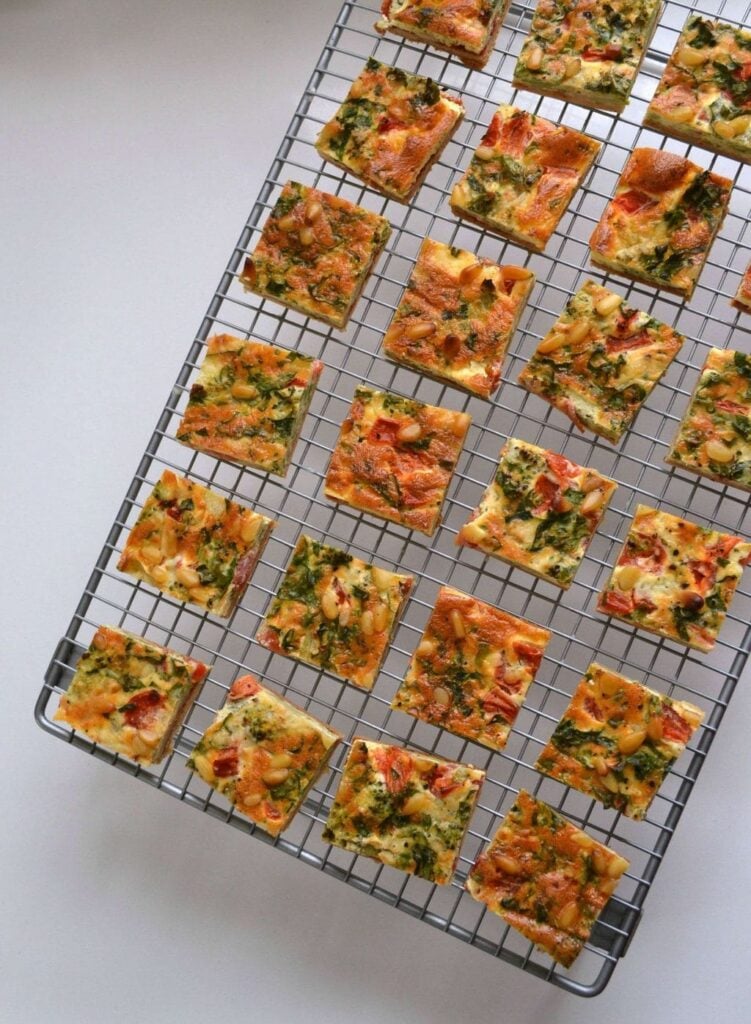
[3,1,751,1020]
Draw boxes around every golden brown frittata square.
[466,790,629,967]
[325,385,470,536]
[315,58,464,202]
[188,674,341,835]
[513,0,661,113]
[518,280,684,443]
[256,535,413,690]
[323,737,485,884]
[666,348,751,494]
[391,585,550,751]
[597,504,751,652]
[450,105,601,252]
[589,148,731,300]
[457,438,616,589]
[176,334,322,476]
[239,181,391,329]
[55,626,209,765]
[383,238,534,398]
[375,0,509,70]
[535,662,704,820]
[644,15,751,165]
[117,470,275,617]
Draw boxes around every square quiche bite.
[450,105,601,252]
[391,585,550,752]
[239,181,390,329]
[513,0,661,113]
[374,0,509,70]
[589,148,732,300]
[466,790,629,967]
[536,662,704,820]
[383,238,534,398]
[644,15,751,165]
[325,385,470,536]
[457,439,617,589]
[55,625,209,765]
[322,738,485,884]
[176,334,322,476]
[188,674,341,835]
[597,504,751,652]
[117,470,274,618]
[733,262,751,314]
[257,535,413,690]
[315,58,464,203]
[667,349,751,493]
[518,280,685,443]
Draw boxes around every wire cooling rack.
[36,0,751,998]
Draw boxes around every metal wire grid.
[35,0,751,998]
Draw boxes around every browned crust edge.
[643,110,751,167]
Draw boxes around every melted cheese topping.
[383,239,534,398]
[597,504,751,652]
[536,662,704,820]
[189,675,341,836]
[375,0,506,65]
[176,334,322,475]
[519,279,684,442]
[322,738,485,885]
[450,105,600,252]
[315,58,464,202]
[466,790,629,967]
[240,181,391,329]
[645,16,751,165]
[734,263,751,312]
[514,0,661,112]
[457,438,616,588]
[55,626,209,764]
[325,385,470,536]
[118,470,274,617]
[257,535,413,690]
[667,348,751,493]
[392,585,550,751]
[589,148,732,299]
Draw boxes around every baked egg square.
[450,104,601,253]
[55,625,209,765]
[644,15,751,165]
[733,262,751,314]
[325,385,471,537]
[374,1,509,70]
[315,58,464,203]
[176,334,322,476]
[117,470,274,618]
[239,181,391,329]
[597,504,751,652]
[535,662,704,820]
[457,438,617,589]
[666,348,751,494]
[518,280,685,443]
[257,535,413,691]
[589,148,732,300]
[513,0,661,113]
[188,674,341,836]
[391,585,550,752]
[466,790,629,967]
[322,738,485,885]
[383,238,534,398]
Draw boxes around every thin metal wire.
[35,0,751,998]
